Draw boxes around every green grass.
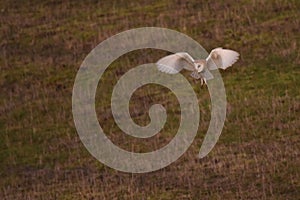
[0,0,299,199]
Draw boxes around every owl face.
[194,60,205,72]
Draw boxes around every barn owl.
[156,48,239,85]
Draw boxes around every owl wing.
[156,52,195,74]
[206,48,239,70]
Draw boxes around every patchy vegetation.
[0,0,299,199]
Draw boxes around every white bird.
[156,47,239,85]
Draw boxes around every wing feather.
[156,52,195,74]
[206,48,239,70]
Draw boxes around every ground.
[0,0,299,199]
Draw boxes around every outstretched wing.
[156,52,195,74]
[206,48,239,70]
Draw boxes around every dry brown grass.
[0,0,299,199]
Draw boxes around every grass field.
[0,0,299,199]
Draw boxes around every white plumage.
[156,47,240,84]
[156,52,195,74]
